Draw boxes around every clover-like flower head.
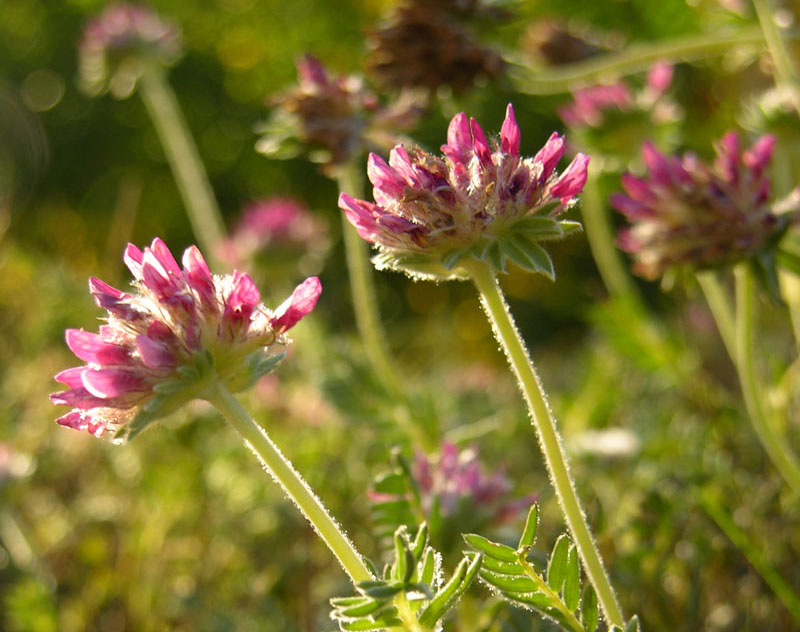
[338,104,589,280]
[257,54,424,174]
[51,239,320,441]
[611,133,797,280]
[79,3,182,98]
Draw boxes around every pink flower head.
[217,198,329,267]
[338,103,588,279]
[257,54,424,174]
[79,3,182,98]
[51,238,320,440]
[412,442,532,523]
[558,62,675,130]
[610,133,794,279]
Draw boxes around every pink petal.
[641,142,676,186]
[550,153,590,204]
[65,329,131,365]
[55,367,87,388]
[148,238,182,277]
[296,53,327,85]
[441,112,472,164]
[136,335,177,369]
[82,368,148,399]
[222,271,260,334]
[338,193,379,241]
[621,173,656,201]
[123,243,144,279]
[500,103,520,156]
[89,277,140,321]
[368,153,405,200]
[270,276,322,332]
[609,193,654,220]
[647,61,674,95]
[533,132,566,181]
[469,117,492,166]
[182,246,217,312]
[715,132,741,184]
[743,134,776,176]
[50,387,109,409]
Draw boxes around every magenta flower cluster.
[339,104,589,276]
[412,442,532,522]
[611,133,791,279]
[51,239,320,439]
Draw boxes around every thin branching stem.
[463,258,624,628]
[510,27,766,94]
[138,63,227,265]
[735,263,800,494]
[207,379,374,585]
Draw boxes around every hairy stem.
[511,27,766,94]
[463,258,624,628]
[138,64,227,264]
[735,263,800,494]
[337,162,405,401]
[207,380,374,585]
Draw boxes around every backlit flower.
[610,133,797,279]
[338,104,589,279]
[217,198,329,268]
[257,54,424,174]
[79,3,182,98]
[50,238,320,440]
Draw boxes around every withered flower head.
[257,54,424,174]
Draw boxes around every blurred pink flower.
[217,198,328,267]
[558,62,674,129]
[51,238,320,440]
[339,103,588,277]
[611,133,797,279]
[79,3,182,97]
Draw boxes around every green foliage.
[330,524,482,631]
[465,503,637,632]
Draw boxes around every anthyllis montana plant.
[611,133,800,497]
[338,103,588,281]
[339,104,628,628]
[50,239,383,588]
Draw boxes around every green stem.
[696,271,736,359]
[138,64,227,264]
[581,162,639,299]
[206,379,374,585]
[752,0,797,87]
[463,259,624,628]
[517,553,584,632]
[735,263,800,494]
[337,162,405,402]
[699,489,800,624]
[511,27,767,94]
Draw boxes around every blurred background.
[1,0,799,630]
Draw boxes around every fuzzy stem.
[511,27,767,95]
[696,271,736,359]
[207,380,374,585]
[735,263,800,494]
[138,64,227,264]
[581,162,639,299]
[337,162,405,401]
[463,258,624,628]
